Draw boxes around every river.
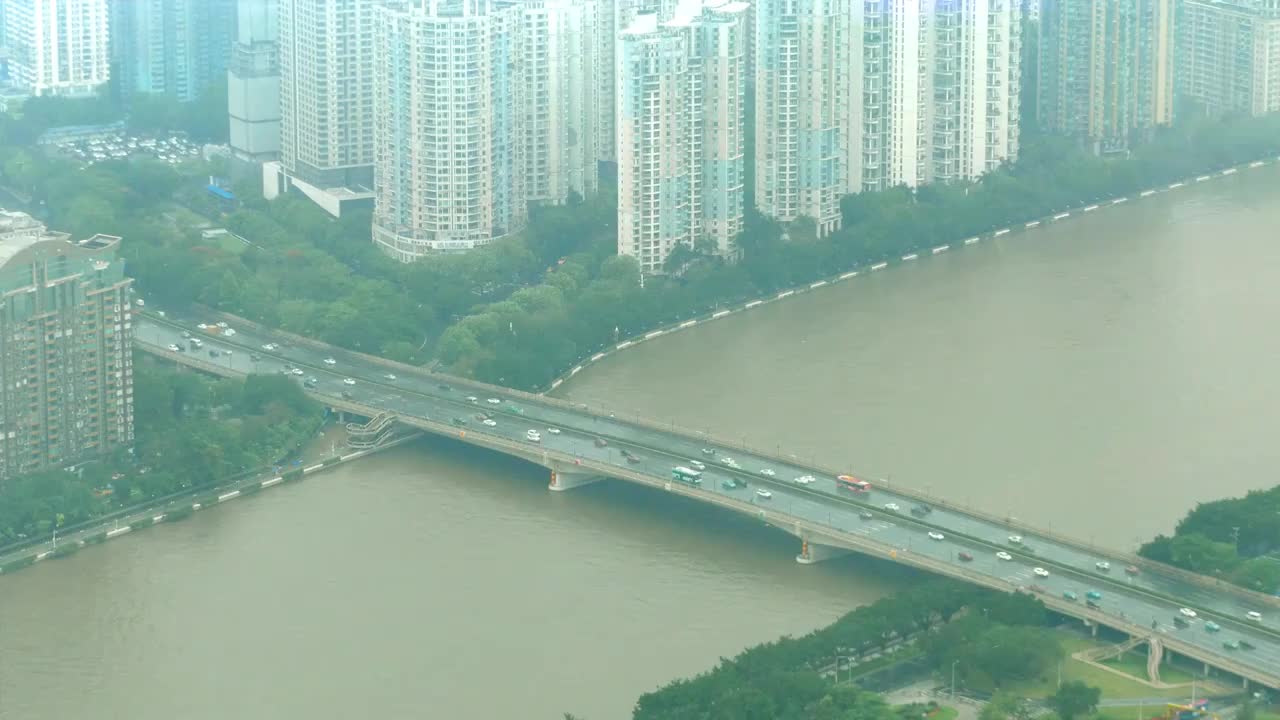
[2,165,1279,719]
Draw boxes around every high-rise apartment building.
[371,0,527,261]
[616,0,748,274]
[1038,0,1175,151]
[862,0,1022,191]
[111,0,236,102]
[0,211,133,485]
[754,0,851,236]
[520,0,600,203]
[271,0,376,213]
[1178,0,1280,117]
[3,0,111,97]
[228,0,281,162]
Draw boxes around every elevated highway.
[134,309,1280,689]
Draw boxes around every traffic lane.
[140,320,1280,636]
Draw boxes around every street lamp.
[950,659,959,699]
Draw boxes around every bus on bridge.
[837,475,870,492]
[672,467,703,485]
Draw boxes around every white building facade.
[862,0,1021,191]
[228,0,280,162]
[277,0,376,193]
[754,0,851,236]
[3,0,110,97]
[371,0,527,261]
[616,0,748,274]
[519,0,600,203]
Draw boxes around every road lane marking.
[871,262,889,270]
[107,527,131,538]
[711,310,730,318]
[1169,182,1184,189]
[1222,168,1237,175]
[679,320,696,328]
[1195,175,1210,182]
[744,300,763,309]
[616,341,632,350]
[1140,190,1156,197]
[218,490,240,501]
[902,253,919,261]
[1112,198,1128,204]
[590,353,605,361]
[932,245,949,254]
[1084,205,1099,212]
[810,280,828,288]
[262,477,283,487]
[994,228,1010,236]
[964,237,979,245]
[644,330,663,339]
[776,290,794,299]
[1249,161,1265,168]
[839,271,859,279]
[1053,213,1070,220]
[570,366,582,375]
[1025,221,1040,228]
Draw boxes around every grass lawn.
[929,707,959,720]
[1001,634,1213,702]
[1101,652,1197,685]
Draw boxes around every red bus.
[837,475,870,492]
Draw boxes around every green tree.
[1048,681,1101,720]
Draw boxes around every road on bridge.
[134,311,1280,687]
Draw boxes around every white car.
[547,427,562,435]
[166,343,180,351]
[884,503,901,512]
[486,398,501,405]
[216,322,228,328]
[291,368,304,376]
[1246,611,1262,622]
[526,430,541,442]
[1033,567,1050,578]
[928,531,945,541]
[1008,535,1023,544]
[756,489,773,500]
[793,475,816,485]
[1179,607,1198,619]
[996,551,1013,561]
[222,328,236,337]
[323,358,337,365]
[689,460,705,470]
[466,396,478,403]
[482,418,497,427]
[760,468,776,477]
[384,373,397,381]
[197,323,208,330]
[261,343,275,351]
[721,456,735,465]
[342,378,356,386]
[1095,561,1111,571]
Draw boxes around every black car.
[450,417,467,427]
[341,391,353,400]
[910,504,932,516]
[438,383,451,391]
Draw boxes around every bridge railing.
[361,401,1280,689]
[143,312,1280,612]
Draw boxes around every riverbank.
[0,430,422,577]
[545,155,1280,394]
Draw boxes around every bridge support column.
[796,538,851,565]
[549,469,601,492]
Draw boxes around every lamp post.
[950,659,959,699]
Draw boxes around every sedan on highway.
[689,460,705,470]
[166,343,180,351]
[482,419,497,427]
[1033,567,1050,578]
[996,551,1013,561]
[384,373,397,381]
[486,398,501,405]
[323,358,337,365]
[928,531,945,541]
[760,468,776,477]
[343,378,356,386]
[793,475,816,485]
[755,489,772,500]
[1008,535,1023,544]
[884,503,901,512]
[547,427,561,435]
[1180,607,1198,619]
[1095,561,1111,571]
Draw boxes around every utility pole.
[951,659,959,699]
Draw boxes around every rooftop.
[0,209,117,268]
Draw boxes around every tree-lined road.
[134,310,1280,688]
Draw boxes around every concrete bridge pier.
[796,536,852,565]
[548,468,601,492]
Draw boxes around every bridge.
[134,308,1280,690]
